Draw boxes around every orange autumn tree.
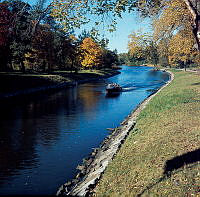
[80,37,103,69]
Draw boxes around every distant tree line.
[0,0,119,73]
[118,31,159,66]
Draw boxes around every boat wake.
[121,87,137,92]
[120,81,166,92]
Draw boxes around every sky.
[27,0,152,54]
[103,12,152,53]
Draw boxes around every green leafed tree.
[9,0,33,72]
[128,31,158,65]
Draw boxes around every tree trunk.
[71,59,74,73]
[42,60,46,73]
[48,63,51,73]
[31,4,52,37]
[0,47,10,71]
[20,60,25,73]
[184,63,187,71]
[8,58,13,71]
[183,0,200,50]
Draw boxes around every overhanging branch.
[183,0,200,50]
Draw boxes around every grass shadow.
[191,82,200,86]
[163,149,200,176]
[137,148,200,196]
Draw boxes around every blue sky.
[27,0,152,53]
[103,12,152,53]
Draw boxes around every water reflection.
[105,92,121,98]
[0,66,170,195]
[78,85,101,112]
[0,116,39,184]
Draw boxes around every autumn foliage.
[153,0,200,68]
[80,38,103,68]
[0,1,119,72]
[0,3,12,46]
[126,0,200,68]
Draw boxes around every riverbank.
[0,69,120,99]
[56,70,173,196]
[93,69,200,196]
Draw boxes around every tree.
[118,53,129,65]
[153,0,199,67]
[52,32,76,71]
[135,0,200,51]
[128,31,146,62]
[0,0,51,72]
[47,0,200,53]
[145,41,159,65]
[78,30,96,44]
[50,0,126,33]
[0,2,13,71]
[80,37,103,69]
[29,23,55,72]
[183,0,200,50]
[128,31,158,65]
[168,30,195,70]
[9,0,33,72]
[65,36,82,72]
[30,0,52,37]
[102,49,119,68]
[157,38,170,67]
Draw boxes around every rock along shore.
[56,70,174,196]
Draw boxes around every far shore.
[0,69,120,100]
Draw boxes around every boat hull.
[106,88,121,92]
[106,83,122,95]
[106,87,122,94]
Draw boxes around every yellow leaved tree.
[128,31,159,65]
[168,30,195,68]
[153,0,200,68]
[80,37,103,69]
[128,31,147,59]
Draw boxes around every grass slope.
[0,69,119,95]
[94,70,200,196]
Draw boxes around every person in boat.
[113,83,119,87]
[106,83,122,92]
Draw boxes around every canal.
[0,66,170,195]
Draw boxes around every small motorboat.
[106,83,122,94]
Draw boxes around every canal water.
[0,66,170,195]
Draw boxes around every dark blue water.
[0,66,169,195]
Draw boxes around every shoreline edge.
[56,69,174,196]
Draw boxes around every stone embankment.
[56,70,174,196]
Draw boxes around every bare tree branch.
[31,3,52,36]
[183,0,197,21]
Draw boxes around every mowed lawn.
[94,70,200,196]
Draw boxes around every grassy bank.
[0,69,120,96]
[93,70,200,196]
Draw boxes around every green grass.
[93,70,200,196]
